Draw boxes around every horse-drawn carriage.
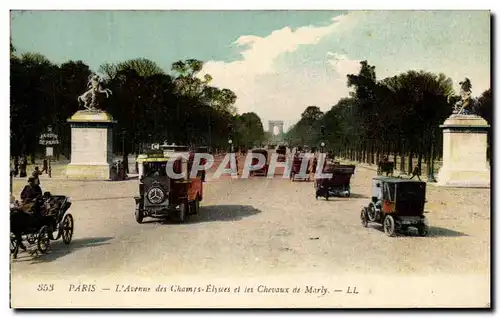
[290,153,312,181]
[10,193,74,259]
[377,160,394,176]
[360,176,429,237]
[315,163,356,200]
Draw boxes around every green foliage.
[10,54,260,157]
[285,60,489,164]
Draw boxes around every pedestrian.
[32,166,42,186]
[13,157,19,177]
[410,165,421,181]
[41,158,48,174]
[19,157,27,178]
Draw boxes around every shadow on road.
[15,237,113,264]
[370,224,468,237]
[74,196,134,202]
[143,205,262,224]
[425,226,469,237]
[348,193,369,199]
[189,205,261,223]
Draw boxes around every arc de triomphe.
[268,120,284,136]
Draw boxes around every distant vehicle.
[314,163,356,199]
[290,152,311,182]
[360,176,429,237]
[377,159,394,176]
[250,149,269,176]
[276,145,287,162]
[134,144,204,224]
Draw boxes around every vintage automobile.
[194,146,209,182]
[134,144,204,224]
[314,162,356,199]
[290,152,311,181]
[249,148,269,176]
[360,176,429,237]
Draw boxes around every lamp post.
[121,129,126,157]
[320,125,325,153]
[228,124,234,153]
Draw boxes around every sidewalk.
[338,158,435,183]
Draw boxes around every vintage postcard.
[8,9,491,308]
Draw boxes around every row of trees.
[286,61,492,174]
[10,46,266,162]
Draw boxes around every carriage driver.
[20,177,43,213]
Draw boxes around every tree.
[236,112,265,148]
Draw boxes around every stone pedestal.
[437,114,490,187]
[66,110,116,180]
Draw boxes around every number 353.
[37,284,54,292]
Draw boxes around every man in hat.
[19,157,27,178]
[20,177,43,213]
[32,166,42,186]
[41,158,48,174]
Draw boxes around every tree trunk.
[371,145,375,164]
[407,151,413,175]
[417,152,423,172]
[399,146,405,173]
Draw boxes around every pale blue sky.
[10,10,490,128]
[11,10,341,71]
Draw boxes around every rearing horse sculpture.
[77,74,112,111]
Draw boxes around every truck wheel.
[383,215,396,237]
[135,203,144,224]
[361,208,368,227]
[176,202,189,223]
[190,197,200,215]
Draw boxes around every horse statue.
[453,78,473,115]
[77,74,112,111]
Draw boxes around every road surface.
[11,165,490,280]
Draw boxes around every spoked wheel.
[361,208,368,227]
[383,215,396,237]
[135,203,144,224]
[367,203,377,222]
[10,234,17,253]
[61,214,74,245]
[37,226,50,254]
